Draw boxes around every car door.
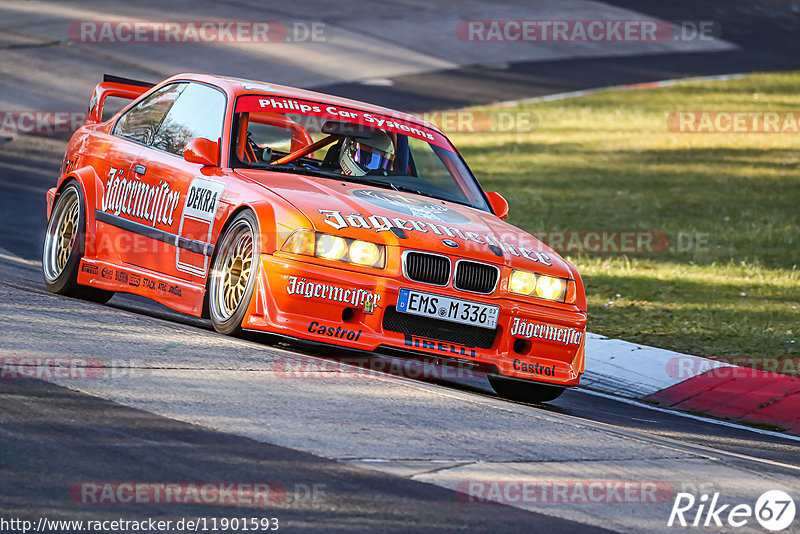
[96,83,187,268]
[124,81,227,284]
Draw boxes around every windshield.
[231,95,490,211]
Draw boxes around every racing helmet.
[339,130,395,176]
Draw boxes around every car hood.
[235,170,574,278]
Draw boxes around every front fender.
[226,198,313,321]
[241,198,315,255]
[564,260,587,313]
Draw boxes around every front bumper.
[243,254,586,387]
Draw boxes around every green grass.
[450,71,800,375]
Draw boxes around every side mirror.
[184,138,220,167]
[486,192,509,220]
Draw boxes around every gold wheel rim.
[219,229,253,317]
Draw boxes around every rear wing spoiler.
[85,74,156,124]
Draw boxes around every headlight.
[534,275,566,302]
[509,269,572,303]
[316,234,348,261]
[280,230,385,269]
[281,229,315,256]
[509,270,537,295]
[349,240,381,267]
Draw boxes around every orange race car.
[43,73,587,402]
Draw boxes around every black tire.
[42,180,114,304]
[489,375,565,403]
[207,210,259,336]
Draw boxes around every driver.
[339,130,395,176]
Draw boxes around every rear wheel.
[208,210,259,336]
[489,375,565,403]
[42,181,114,303]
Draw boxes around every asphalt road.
[2,378,616,534]
[1,135,799,533]
[321,0,800,109]
[1,1,799,532]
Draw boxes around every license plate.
[396,288,499,329]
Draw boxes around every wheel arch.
[213,195,315,259]
[52,166,103,257]
[42,171,114,303]
[201,198,312,319]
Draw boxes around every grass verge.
[451,71,800,375]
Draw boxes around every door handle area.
[133,164,147,175]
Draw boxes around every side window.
[249,122,294,153]
[152,83,226,156]
[113,84,186,145]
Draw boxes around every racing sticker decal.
[403,334,477,358]
[511,318,583,346]
[81,263,98,275]
[319,208,553,266]
[137,274,182,297]
[175,177,225,277]
[102,167,180,228]
[184,178,224,220]
[89,265,182,297]
[235,95,448,147]
[286,276,381,313]
[307,321,363,341]
[513,360,557,377]
[352,189,471,224]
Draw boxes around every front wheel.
[208,210,259,336]
[42,181,114,304]
[489,375,565,403]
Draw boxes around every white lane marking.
[359,384,800,474]
[482,73,746,109]
[581,388,800,444]
[384,379,800,472]
[355,459,467,464]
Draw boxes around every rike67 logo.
[668,490,796,531]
